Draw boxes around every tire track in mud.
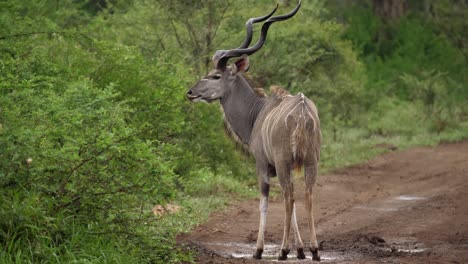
[178,140,468,263]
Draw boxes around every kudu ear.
[231,55,250,75]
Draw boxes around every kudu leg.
[305,164,320,261]
[291,203,306,259]
[278,179,294,261]
[253,177,269,259]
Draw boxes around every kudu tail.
[288,93,319,175]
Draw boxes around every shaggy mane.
[270,85,291,99]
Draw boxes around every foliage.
[329,1,467,135]
[0,35,182,263]
[0,0,467,263]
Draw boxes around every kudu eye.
[209,75,221,80]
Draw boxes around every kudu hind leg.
[305,164,320,261]
[276,163,295,261]
[291,163,305,259]
[278,183,294,260]
[291,203,306,259]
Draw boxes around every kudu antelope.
[186,1,321,261]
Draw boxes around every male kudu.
[186,1,322,261]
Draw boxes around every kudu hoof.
[310,247,321,261]
[253,248,263,259]
[297,247,306,259]
[278,248,290,261]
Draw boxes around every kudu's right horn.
[212,3,279,67]
[214,1,302,70]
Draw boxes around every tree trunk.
[373,0,408,22]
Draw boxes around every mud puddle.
[199,241,344,262]
[354,194,428,212]
[193,235,429,262]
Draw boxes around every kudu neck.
[220,75,265,146]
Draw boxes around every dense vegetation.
[1,0,467,263]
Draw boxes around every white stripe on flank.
[261,94,319,162]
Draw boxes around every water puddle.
[388,237,427,250]
[396,248,427,253]
[319,253,342,262]
[394,195,427,201]
[354,205,399,211]
[354,194,427,212]
[201,242,342,262]
[231,253,253,258]
[196,236,428,263]
[231,252,342,262]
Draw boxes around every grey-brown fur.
[186,1,322,261]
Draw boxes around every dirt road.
[179,140,468,263]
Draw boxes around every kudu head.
[186,1,301,103]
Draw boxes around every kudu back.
[186,1,322,261]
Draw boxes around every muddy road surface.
[179,140,468,263]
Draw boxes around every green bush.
[333,3,467,140]
[0,77,181,262]
[365,98,427,136]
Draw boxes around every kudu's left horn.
[215,1,302,70]
[212,4,278,67]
